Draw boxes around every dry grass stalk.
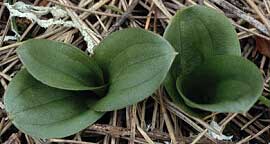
[0,0,270,143]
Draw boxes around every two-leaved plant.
[4,5,264,139]
[4,28,176,138]
[164,6,263,117]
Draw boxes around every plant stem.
[259,96,270,107]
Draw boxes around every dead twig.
[108,0,140,33]
[209,0,270,36]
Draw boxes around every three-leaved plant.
[4,28,176,138]
[164,6,264,117]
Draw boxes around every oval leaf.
[176,55,263,113]
[17,39,105,90]
[164,5,241,116]
[164,5,241,78]
[4,69,104,138]
[93,28,176,111]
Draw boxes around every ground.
[0,0,270,143]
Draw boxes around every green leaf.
[4,69,104,138]
[164,5,241,116]
[259,96,270,107]
[164,73,210,117]
[176,55,263,113]
[17,39,105,91]
[93,28,176,111]
[164,5,240,79]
